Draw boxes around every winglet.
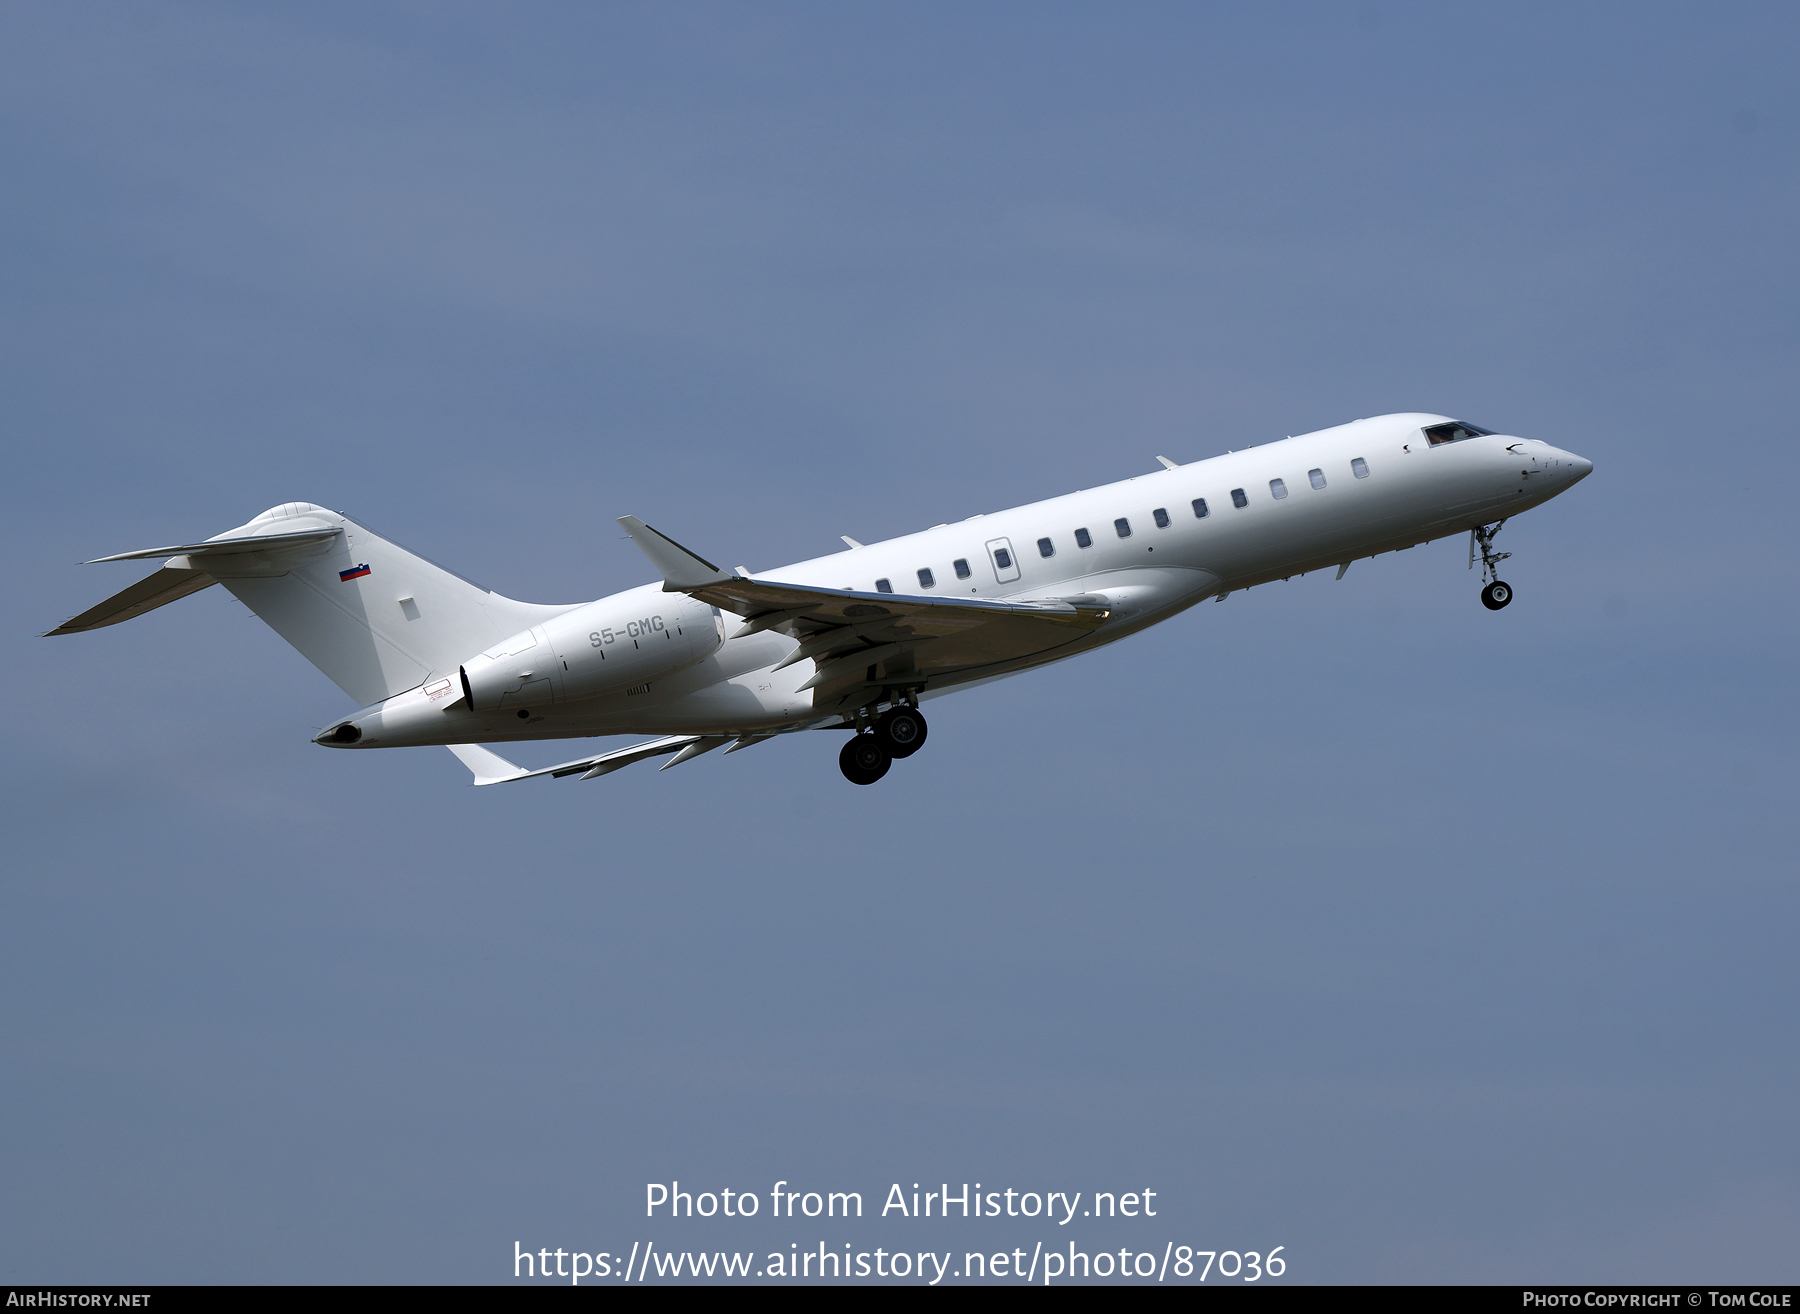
[447,743,530,786]
[616,517,735,592]
[1156,455,1180,471]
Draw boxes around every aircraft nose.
[1535,446,1592,485]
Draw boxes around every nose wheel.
[1470,521,1515,610]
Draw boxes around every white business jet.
[50,414,1590,786]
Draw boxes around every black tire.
[1481,580,1513,611]
[874,707,928,758]
[839,735,891,785]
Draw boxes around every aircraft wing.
[617,516,1112,705]
[448,727,788,786]
[449,736,699,785]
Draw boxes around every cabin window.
[993,547,1012,570]
[1231,488,1248,508]
[1153,507,1170,529]
[1192,498,1209,519]
[875,578,893,594]
[1075,527,1092,548]
[917,567,934,589]
[1270,478,1288,499]
[1037,537,1055,558]
[1352,457,1369,478]
[1115,518,1132,538]
[954,558,971,579]
[1309,468,1326,489]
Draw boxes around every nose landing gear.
[837,701,929,783]
[1470,521,1514,611]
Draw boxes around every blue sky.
[3,1,1796,1283]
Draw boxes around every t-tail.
[47,502,576,707]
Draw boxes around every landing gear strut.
[1470,521,1513,611]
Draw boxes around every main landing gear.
[837,704,929,785]
[875,706,927,758]
[839,734,891,785]
[1471,521,1514,611]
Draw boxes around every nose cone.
[1538,446,1592,488]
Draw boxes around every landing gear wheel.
[874,707,928,758]
[1481,580,1513,611]
[839,735,891,785]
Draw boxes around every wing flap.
[658,735,732,769]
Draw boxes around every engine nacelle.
[459,583,723,711]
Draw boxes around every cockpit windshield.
[1423,421,1496,446]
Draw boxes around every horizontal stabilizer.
[447,744,531,785]
[52,523,345,640]
[616,517,734,591]
[85,527,343,563]
[44,566,218,636]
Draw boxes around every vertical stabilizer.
[211,504,577,706]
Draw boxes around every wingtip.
[615,516,731,588]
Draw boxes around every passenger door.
[985,537,1021,584]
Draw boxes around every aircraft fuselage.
[340,412,1591,751]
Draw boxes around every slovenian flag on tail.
[339,563,371,582]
